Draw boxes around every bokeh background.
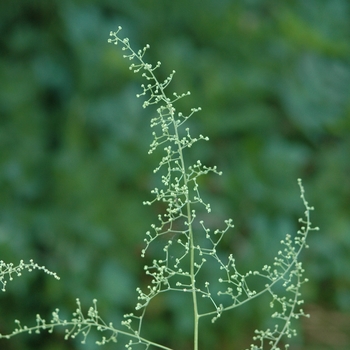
[1,1,349,349]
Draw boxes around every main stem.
[170,108,199,350]
[189,216,199,350]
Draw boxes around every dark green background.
[1,0,349,349]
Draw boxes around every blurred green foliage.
[0,0,349,349]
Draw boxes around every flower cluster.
[0,259,59,292]
[0,28,317,350]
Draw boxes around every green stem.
[170,105,199,350]
[189,219,199,350]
